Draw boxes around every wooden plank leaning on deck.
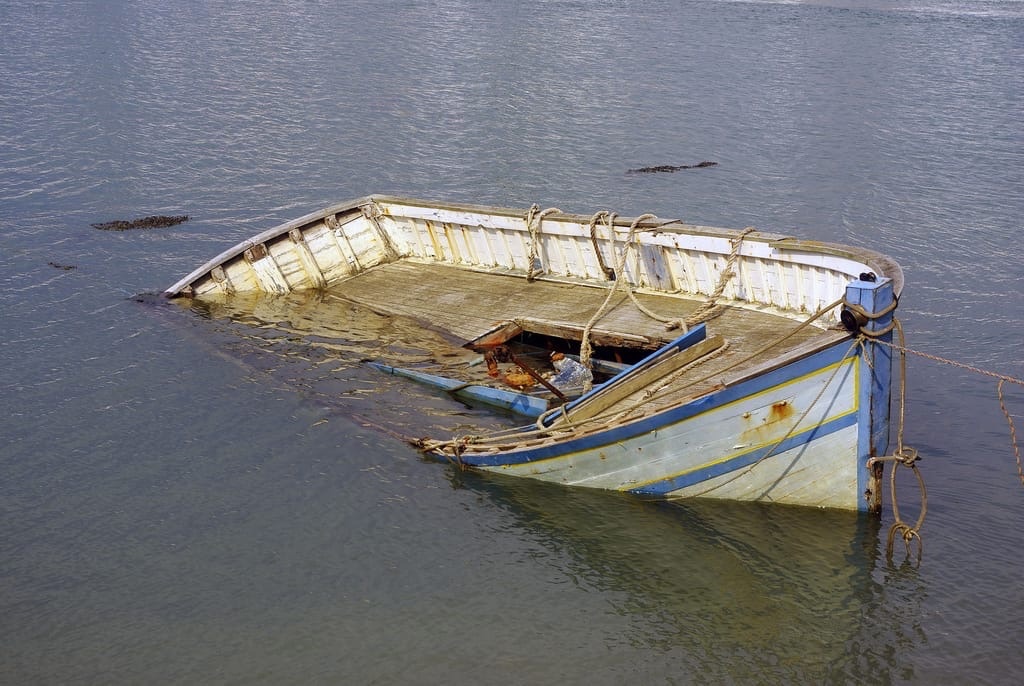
[547,334,726,427]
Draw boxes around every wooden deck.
[326,260,843,414]
[331,261,821,349]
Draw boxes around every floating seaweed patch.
[628,161,718,174]
[91,215,189,231]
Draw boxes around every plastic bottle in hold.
[549,352,592,391]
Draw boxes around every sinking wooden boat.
[165,194,902,512]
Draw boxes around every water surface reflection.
[449,469,927,682]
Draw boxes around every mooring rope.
[684,227,757,327]
[849,310,1023,564]
[579,213,659,382]
[873,337,1024,388]
[678,310,926,565]
[871,332,1024,489]
[406,236,1022,568]
[864,318,927,564]
[1000,379,1023,487]
[524,205,562,281]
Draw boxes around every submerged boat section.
[165,195,904,513]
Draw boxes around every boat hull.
[165,195,902,513]
[458,338,868,510]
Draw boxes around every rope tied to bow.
[860,318,927,564]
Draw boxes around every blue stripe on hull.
[627,411,858,496]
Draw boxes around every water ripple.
[2,1,1023,683]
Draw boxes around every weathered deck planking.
[323,259,840,418]
[329,260,824,353]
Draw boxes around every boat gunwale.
[163,194,904,300]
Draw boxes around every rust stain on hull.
[740,399,797,444]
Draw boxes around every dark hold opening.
[465,324,647,379]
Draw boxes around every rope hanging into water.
[849,310,1021,557]
[409,233,1020,558]
[866,319,927,564]
[425,204,1019,515]
[871,333,1024,489]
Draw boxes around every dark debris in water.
[628,161,718,174]
[130,292,171,305]
[91,215,189,231]
[48,261,76,270]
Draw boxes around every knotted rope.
[524,204,562,281]
[864,319,927,564]
[685,227,757,326]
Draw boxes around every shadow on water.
[447,467,930,683]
